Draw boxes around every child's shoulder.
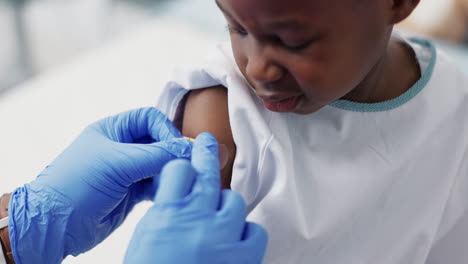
[182,86,236,189]
[422,39,468,93]
[182,86,230,140]
[405,37,468,96]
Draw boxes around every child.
[157,0,468,263]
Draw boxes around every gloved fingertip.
[195,132,219,156]
[147,107,183,140]
[179,137,226,168]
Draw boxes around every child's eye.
[226,24,248,36]
[284,35,325,52]
[269,35,311,52]
[283,41,311,52]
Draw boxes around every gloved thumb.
[155,159,196,204]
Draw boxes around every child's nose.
[245,52,284,84]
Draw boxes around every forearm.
[0,193,14,264]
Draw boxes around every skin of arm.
[181,86,236,189]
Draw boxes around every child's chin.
[292,100,325,115]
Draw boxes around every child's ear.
[390,0,421,24]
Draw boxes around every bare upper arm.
[181,85,236,189]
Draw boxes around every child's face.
[217,0,395,114]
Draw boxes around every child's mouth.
[263,96,301,112]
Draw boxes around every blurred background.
[0,0,228,93]
[0,0,467,263]
[0,0,467,93]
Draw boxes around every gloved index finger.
[97,107,182,144]
[146,107,183,142]
[190,132,221,211]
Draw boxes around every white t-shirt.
[157,35,468,264]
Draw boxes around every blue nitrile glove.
[124,133,268,264]
[8,107,192,264]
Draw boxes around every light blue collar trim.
[329,38,436,112]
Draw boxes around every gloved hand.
[124,133,268,264]
[8,107,192,264]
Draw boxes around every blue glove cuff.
[9,184,73,264]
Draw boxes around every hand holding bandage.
[124,133,268,264]
[8,108,192,264]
